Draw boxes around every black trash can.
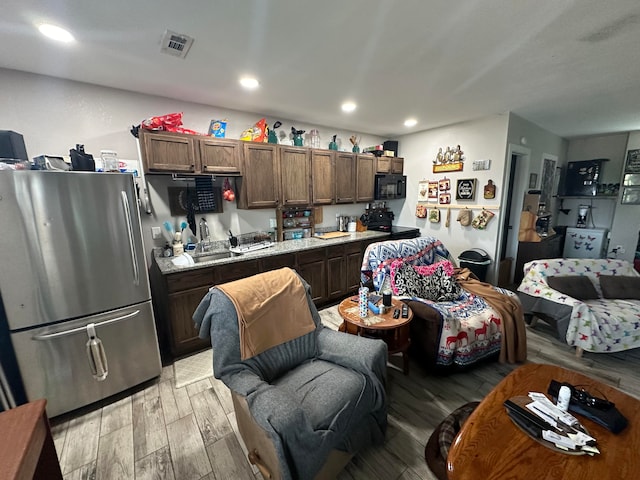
[458,249,491,281]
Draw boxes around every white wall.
[506,113,568,216]
[393,113,510,282]
[610,131,640,262]
[0,68,384,259]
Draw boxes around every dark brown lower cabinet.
[151,238,381,360]
[297,249,327,304]
[168,286,211,357]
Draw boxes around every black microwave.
[374,174,407,200]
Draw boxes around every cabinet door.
[199,138,242,174]
[327,245,346,298]
[376,157,391,173]
[168,286,211,357]
[141,131,197,173]
[345,242,364,295]
[335,152,356,203]
[356,155,375,202]
[238,143,279,209]
[216,260,260,284]
[297,249,327,304]
[311,150,335,205]
[280,146,311,206]
[391,157,404,174]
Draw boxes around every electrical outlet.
[151,226,162,239]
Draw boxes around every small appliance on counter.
[360,206,420,239]
[576,204,591,228]
[360,206,394,232]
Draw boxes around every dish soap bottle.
[172,232,184,256]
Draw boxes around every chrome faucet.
[198,218,211,252]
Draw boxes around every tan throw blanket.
[217,267,316,360]
[455,268,528,363]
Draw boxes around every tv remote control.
[401,304,409,318]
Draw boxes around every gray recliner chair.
[193,268,388,480]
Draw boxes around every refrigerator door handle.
[121,190,141,286]
[85,323,108,381]
[32,310,140,340]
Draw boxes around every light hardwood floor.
[50,306,640,480]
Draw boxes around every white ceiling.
[2,0,640,138]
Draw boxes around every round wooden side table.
[338,296,413,374]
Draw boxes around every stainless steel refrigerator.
[0,170,161,417]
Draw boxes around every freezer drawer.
[10,301,161,417]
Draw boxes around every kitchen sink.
[191,251,236,263]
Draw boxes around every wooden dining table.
[447,363,640,480]
[0,399,63,480]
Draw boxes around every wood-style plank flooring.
[50,306,640,480]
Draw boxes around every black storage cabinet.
[458,249,491,281]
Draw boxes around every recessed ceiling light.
[404,118,418,127]
[239,76,259,89]
[341,102,357,113]
[38,23,75,43]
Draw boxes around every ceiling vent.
[160,29,194,59]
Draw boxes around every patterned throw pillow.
[389,259,455,294]
[422,264,463,302]
[392,261,462,301]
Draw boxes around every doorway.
[495,144,530,286]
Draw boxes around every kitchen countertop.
[154,230,389,274]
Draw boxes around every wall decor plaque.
[456,178,477,200]
[625,149,640,173]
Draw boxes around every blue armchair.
[193,268,387,480]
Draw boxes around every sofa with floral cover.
[517,258,640,355]
[361,237,526,369]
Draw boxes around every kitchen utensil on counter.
[163,221,175,242]
[228,230,239,247]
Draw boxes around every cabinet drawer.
[215,260,260,284]
[259,254,296,272]
[327,245,345,258]
[297,248,326,264]
[167,269,215,293]
[345,241,362,255]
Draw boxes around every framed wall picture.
[623,173,640,186]
[621,186,640,204]
[428,181,439,201]
[417,180,429,201]
[625,149,640,173]
[456,178,476,200]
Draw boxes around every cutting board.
[316,231,351,240]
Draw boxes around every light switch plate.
[151,226,162,239]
